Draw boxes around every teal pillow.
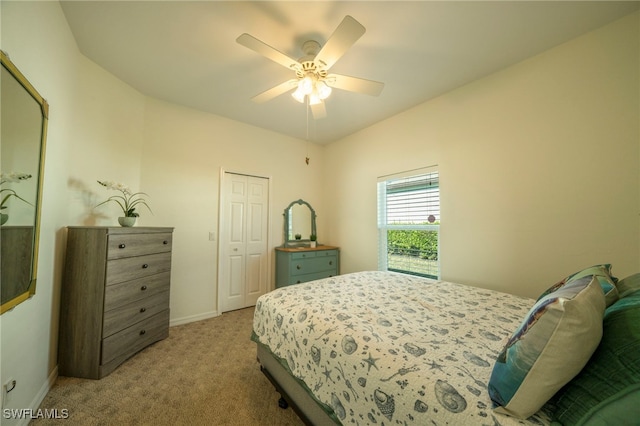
[615,273,640,299]
[489,275,605,419]
[539,265,619,307]
[551,290,640,425]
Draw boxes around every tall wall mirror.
[283,199,316,247]
[1,50,48,314]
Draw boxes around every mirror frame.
[1,50,48,314]
[283,199,316,247]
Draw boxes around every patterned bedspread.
[252,271,553,425]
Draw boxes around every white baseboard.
[170,310,219,327]
[7,366,59,426]
[33,366,58,409]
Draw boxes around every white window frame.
[377,166,440,279]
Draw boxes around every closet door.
[219,173,269,312]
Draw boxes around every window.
[377,168,440,279]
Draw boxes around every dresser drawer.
[102,309,170,365]
[104,271,170,311]
[103,291,170,337]
[290,256,337,276]
[107,232,172,260]
[105,252,171,286]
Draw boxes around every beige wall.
[140,98,324,322]
[324,11,640,299]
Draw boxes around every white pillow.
[488,275,605,418]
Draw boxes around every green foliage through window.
[387,229,438,260]
[386,229,439,279]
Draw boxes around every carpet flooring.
[33,307,304,425]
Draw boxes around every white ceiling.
[60,1,639,144]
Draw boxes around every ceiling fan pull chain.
[305,101,310,165]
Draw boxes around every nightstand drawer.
[291,251,317,260]
[104,271,170,311]
[106,252,172,286]
[103,291,170,337]
[290,256,337,276]
[102,309,170,365]
[288,270,337,285]
[107,232,172,259]
[315,249,338,257]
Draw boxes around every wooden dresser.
[59,226,173,379]
[275,246,340,288]
[0,226,34,304]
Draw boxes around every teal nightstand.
[275,246,340,288]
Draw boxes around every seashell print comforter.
[252,271,552,425]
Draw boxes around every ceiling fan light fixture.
[299,75,314,95]
[308,93,322,106]
[317,81,332,100]
[291,87,305,103]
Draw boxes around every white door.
[219,172,269,312]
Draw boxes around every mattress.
[252,271,552,425]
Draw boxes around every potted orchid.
[96,180,152,227]
[1,172,33,225]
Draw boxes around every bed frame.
[257,343,337,425]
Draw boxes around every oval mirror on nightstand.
[283,199,316,247]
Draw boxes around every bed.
[252,269,639,425]
[253,271,552,425]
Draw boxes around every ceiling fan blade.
[310,102,327,120]
[315,15,365,70]
[326,74,384,96]
[251,79,298,103]
[237,33,301,71]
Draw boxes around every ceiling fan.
[236,15,384,119]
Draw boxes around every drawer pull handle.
[140,330,146,336]
[296,265,301,270]
[142,264,149,269]
[118,243,126,249]
[329,261,333,265]
[140,307,146,313]
[296,280,301,283]
[163,240,168,245]
[141,285,148,291]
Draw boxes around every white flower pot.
[118,217,137,227]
